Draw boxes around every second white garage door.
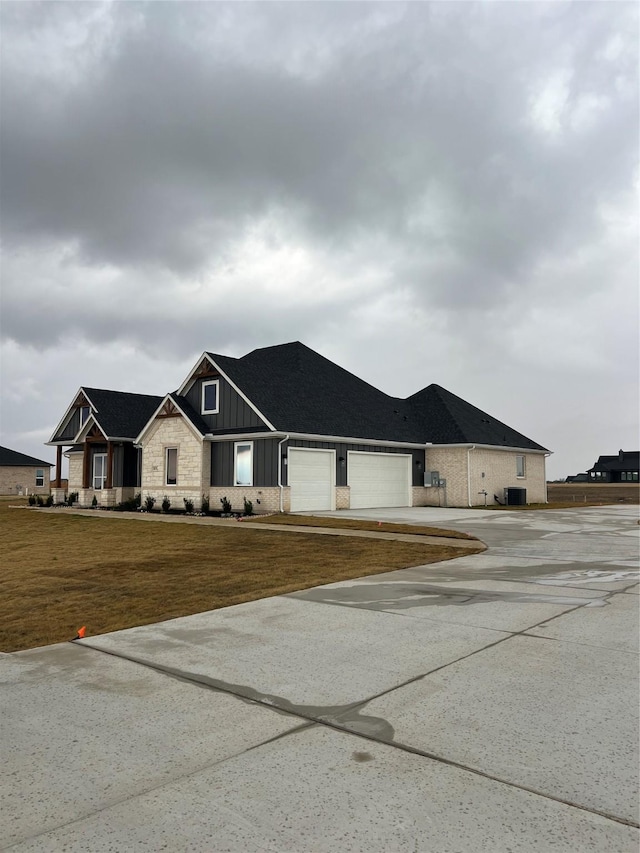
[288,448,335,512]
[348,451,411,509]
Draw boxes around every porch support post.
[56,445,62,489]
[82,444,90,489]
[106,441,113,490]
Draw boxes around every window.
[201,380,219,414]
[621,472,627,481]
[234,442,253,486]
[93,454,107,490]
[80,405,90,425]
[165,447,178,486]
[516,455,526,478]
[35,469,44,487]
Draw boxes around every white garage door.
[348,452,411,509]
[288,448,335,512]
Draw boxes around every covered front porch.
[52,438,140,507]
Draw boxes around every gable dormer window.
[80,405,90,425]
[201,379,219,415]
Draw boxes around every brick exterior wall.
[424,447,469,506]
[0,466,51,495]
[422,446,547,506]
[141,416,207,509]
[469,449,546,505]
[208,486,285,514]
[336,486,350,509]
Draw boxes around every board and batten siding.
[54,407,82,442]
[285,439,425,488]
[211,438,279,487]
[184,376,267,432]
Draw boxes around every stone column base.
[51,488,67,505]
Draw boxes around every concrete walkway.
[2,506,638,851]
[33,505,485,550]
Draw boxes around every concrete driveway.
[2,506,638,851]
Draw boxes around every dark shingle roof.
[407,384,548,451]
[170,394,210,436]
[206,342,547,450]
[209,342,422,443]
[589,451,639,473]
[83,389,164,439]
[0,446,53,467]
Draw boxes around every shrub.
[220,496,232,514]
[28,495,36,506]
[45,495,54,507]
[91,495,98,507]
[144,495,156,512]
[134,492,142,508]
[243,497,253,516]
[36,495,44,507]
[68,492,78,506]
[117,497,139,511]
[201,495,210,514]
[161,496,171,513]
[183,497,194,513]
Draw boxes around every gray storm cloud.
[0,1,637,477]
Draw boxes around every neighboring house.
[47,342,550,510]
[587,450,639,483]
[0,446,52,496]
[565,473,589,483]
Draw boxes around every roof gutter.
[277,435,289,512]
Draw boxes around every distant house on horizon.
[0,446,53,496]
[587,450,639,483]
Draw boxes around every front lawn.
[0,500,469,652]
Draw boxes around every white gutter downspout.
[467,445,476,507]
[278,435,289,512]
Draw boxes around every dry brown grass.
[250,513,474,539]
[0,500,468,653]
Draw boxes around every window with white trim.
[93,454,107,490]
[35,469,44,487]
[234,441,253,486]
[516,455,526,478]
[80,405,90,425]
[201,380,220,415]
[165,447,178,486]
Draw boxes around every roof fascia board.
[135,395,205,444]
[430,443,550,454]
[206,430,428,449]
[177,353,276,432]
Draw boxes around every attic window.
[80,406,90,425]
[201,380,219,415]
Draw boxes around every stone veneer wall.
[141,416,207,509]
[0,466,51,495]
[67,453,84,491]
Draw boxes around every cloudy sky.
[1,1,637,479]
